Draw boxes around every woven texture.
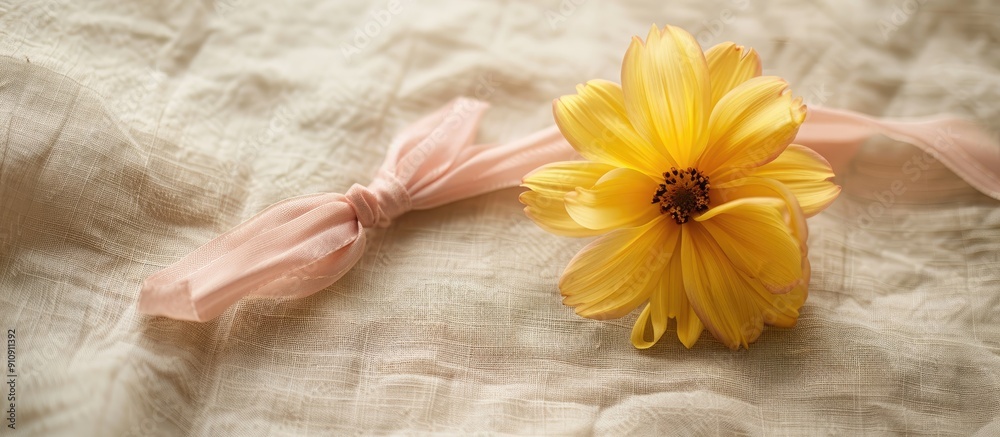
[1,0,999,435]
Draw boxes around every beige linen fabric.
[2,0,999,435]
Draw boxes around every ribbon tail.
[411,125,579,209]
[797,107,1000,200]
[138,193,366,321]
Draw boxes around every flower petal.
[705,42,761,108]
[631,304,661,348]
[621,25,711,167]
[520,191,602,237]
[522,161,616,197]
[564,167,662,231]
[681,224,778,349]
[675,290,705,347]
[699,76,807,183]
[695,197,803,294]
[750,144,842,217]
[681,214,811,350]
[553,80,674,177]
[680,224,758,349]
[713,176,808,250]
[749,256,810,329]
[631,252,704,349]
[521,161,616,237]
[560,216,677,320]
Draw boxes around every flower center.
[651,167,710,224]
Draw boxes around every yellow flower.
[521,25,841,349]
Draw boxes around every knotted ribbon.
[138,98,575,321]
[139,98,1000,322]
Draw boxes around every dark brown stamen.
[651,167,710,224]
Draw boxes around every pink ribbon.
[138,99,1000,322]
[138,98,575,321]
[796,107,1000,200]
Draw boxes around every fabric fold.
[139,99,1000,322]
